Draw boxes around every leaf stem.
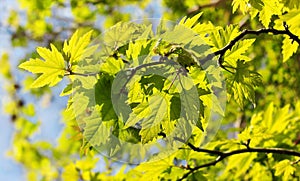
[65,70,100,77]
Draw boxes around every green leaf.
[62,163,80,181]
[200,94,225,116]
[100,57,124,75]
[169,95,181,121]
[103,22,145,50]
[60,83,73,96]
[161,119,176,135]
[179,12,215,36]
[141,92,169,129]
[188,66,208,90]
[133,154,175,180]
[127,80,144,104]
[75,76,97,89]
[238,125,270,146]
[224,153,257,178]
[232,0,249,14]
[22,104,35,117]
[126,40,152,66]
[273,160,295,181]
[259,0,283,27]
[274,9,300,32]
[94,75,117,121]
[72,92,89,115]
[224,39,256,67]
[63,30,95,63]
[188,171,207,181]
[125,101,151,129]
[283,0,300,9]
[209,25,240,50]
[179,12,203,28]
[282,35,299,62]
[263,103,294,134]
[227,60,262,107]
[19,44,66,88]
[139,124,161,144]
[83,107,110,146]
[118,127,140,143]
[177,76,203,129]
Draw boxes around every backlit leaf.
[63,30,96,63]
[19,44,66,88]
[282,35,299,62]
[273,160,295,181]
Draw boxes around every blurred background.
[0,0,165,180]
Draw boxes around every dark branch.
[199,24,300,67]
[175,137,224,155]
[65,71,100,77]
[179,145,300,180]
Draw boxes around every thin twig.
[65,71,100,77]
[199,23,300,67]
[178,143,300,180]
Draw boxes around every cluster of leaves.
[1,0,300,180]
[19,16,225,161]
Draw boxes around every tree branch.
[199,23,300,67]
[65,71,100,77]
[175,137,224,155]
[179,142,300,180]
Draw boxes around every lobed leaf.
[63,30,95,63]
[19,44,66,88]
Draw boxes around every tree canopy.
[1,0,300,180]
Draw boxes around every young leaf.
[19,44,66,88]
[224,153,257,178]
[133,154,175,180]
[100,57,124,75]
[232,0,249,14]
[83,107,110,146]
[179,12,203,29]
[227,60,262,107]
[141,92,169,129]
[63,30,95,63]
[125,101,151,129]
[60,83,73,97]
[273,160,295,181]
[282,35,299,62]
[259,0,283,27]
[72,92,89,115]
[209,25,240,50]
[94,75,117,121]
[139,124,161,144]
[224,39,256,67]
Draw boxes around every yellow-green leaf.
[63,30,95,63]
[224,39,255,67]
[179,12,203,28]
[273,160,295,181]
[232,0,249,14]
[282,35,299,62]
[19,44,66,88]
[259,0,283,27]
